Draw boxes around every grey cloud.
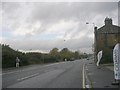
[2,2,117,25]
[31,2,117,23]
[2,2,118,53]
[30,2,118,37]
[2,2,21,13]
[2,35,93,53]
[2,2,118,33]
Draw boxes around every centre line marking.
[17,73,39,81]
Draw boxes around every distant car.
[70,58,75,61]
[87,58,89,60]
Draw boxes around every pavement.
[102,64,114,72]
[84,59,120,89]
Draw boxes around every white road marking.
[43,63,60,67]
[82,63,86,89]
[85,65,93,88]
[2,62,66,75]
[17,73,39,81]
[83,63,93,89]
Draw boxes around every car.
[70,58,75,61]
[87,58,89,60]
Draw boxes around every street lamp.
[42,53,44,63]
[86,22,96,62]
[86,22,95,27]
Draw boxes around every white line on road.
[84,64,92,88]
[1,62,62,75]
[82,63,86,89]
[43,63,60,67]
[17,73,39,81]
[82,63,92,88]
[2,62,67,76]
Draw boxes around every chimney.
[104,17,112,26]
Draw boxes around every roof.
[96,24,120,34]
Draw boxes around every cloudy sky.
[0,0,119,53]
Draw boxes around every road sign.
[113,43,120,80]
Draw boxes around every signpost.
[112,43,120,85]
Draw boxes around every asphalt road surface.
[2,59,86,88]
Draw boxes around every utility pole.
[42,53,44,63]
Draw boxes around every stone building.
[94,17,120,63]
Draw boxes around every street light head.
[86,22,89,24]
[94,26,97,30]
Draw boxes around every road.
[2,59,86,88]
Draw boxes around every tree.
[74,51,79,59]
[50,48,59,55]
[60,48,74,61]
[49,48,60,62]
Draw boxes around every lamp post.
[86,22,95,27]
[42,53,44,63]
[86,22,96,62]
